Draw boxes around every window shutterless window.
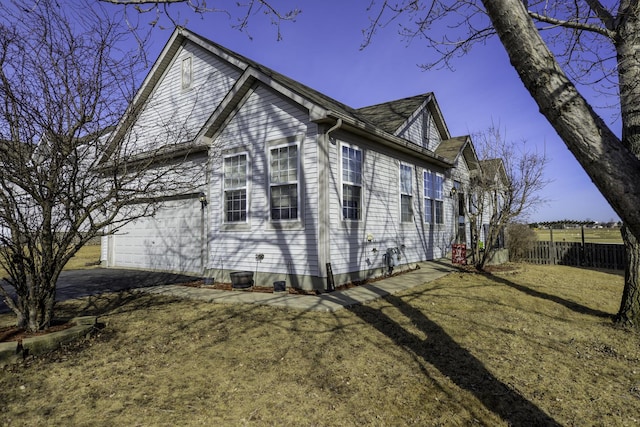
[400,164,413,222]
[223,154,248,222]
[424,170,444,224]
[341,145,362,220]
[270,144,298,220]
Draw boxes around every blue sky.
[122,1,621,223]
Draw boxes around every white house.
[101,27,480,290]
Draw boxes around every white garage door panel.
[113,199,202,273]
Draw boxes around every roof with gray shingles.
[188,30,364,122]
[111,27,474,169]
[188,31,442,137]
[434,136,469,162]
[479,158,508,184]
[354,94,431,134]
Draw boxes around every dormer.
[355,93,451,151]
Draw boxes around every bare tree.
[466,126,548,269]
[0,1,202,332]
[97,0,300,40]
[364,0,640,328]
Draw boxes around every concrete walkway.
[138,260,458,312]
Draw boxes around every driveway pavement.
[0,269,199,314]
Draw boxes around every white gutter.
[315,110,453,168]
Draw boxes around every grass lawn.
[0,244,101,278]
[534,228,623,244]
[1,264,639,425]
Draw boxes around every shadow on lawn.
[486,273,614,320]
[55,290,184,320]
[349,290,560,426]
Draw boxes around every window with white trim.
[223,154,247,222]
[400,164,413,222]
[341,145,362,220]
[270,144,298,220]
[424,170,444,224]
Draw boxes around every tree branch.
[528,10,615,39]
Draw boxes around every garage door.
[110,198,203,274]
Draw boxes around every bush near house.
[506,223,538,261]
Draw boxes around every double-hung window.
[270,144,298,220]
[424,170,444,224]
[223,154,248,222]
[342,145,362,220]
[400,164,413,222]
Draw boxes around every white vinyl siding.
[396,109,442,151]
[125,43,240,153]
[207,85,319,280]
[328,136,451,276]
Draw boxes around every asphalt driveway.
[0,269,200,314]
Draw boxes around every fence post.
[550,228,555,265]
[580,225,585,266]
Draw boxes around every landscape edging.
[0,316,98,368]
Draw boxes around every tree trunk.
[481,0,640,243]
[13,274,59,332]
[614,8,640,328]
[481,0,640,329]
[616,225,640,327]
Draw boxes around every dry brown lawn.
[0,244,102,278]
[1,263,639,426]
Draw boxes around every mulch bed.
[180,264,422,295]
[456,263,522,274]
[181,281,320,295]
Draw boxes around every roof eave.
[316,111,453,168]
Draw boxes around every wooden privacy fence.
[526,241,625,270]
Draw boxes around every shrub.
[507,223,538,261]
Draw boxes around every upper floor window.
[341,145,362,220]
[270,144,298,220]
[400,164,413,222]
[181,57,192,90]
[223,154,248,222]
[424,170,444,224]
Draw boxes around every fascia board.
[463,138,481,171]
[427,96,452,140]
[181,28,250,72]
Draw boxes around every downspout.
[202,137,213,278]
[326,118,343,138]
[321,118,342,291]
